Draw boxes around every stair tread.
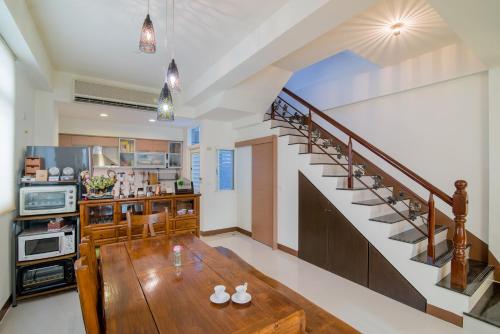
[389,224,447,244]
[410,240,471,268]
[352,196,409,206]
[369,209,427,224]
[465,282,500,328]
[436,259,494,296]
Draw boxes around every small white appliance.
[18,225,75,262]
[19,185,76,216]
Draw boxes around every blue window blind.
[190,127,200,145]
[217,150,234,190]
[191,152,201,193]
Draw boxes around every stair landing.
[465,282,500,328]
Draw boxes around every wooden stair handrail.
[282,87,453,206]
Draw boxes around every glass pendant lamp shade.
[139,14,156,53]
[157,82,175,121]
[167,58,181,91]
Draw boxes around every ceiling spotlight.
[99,113,109,117]
[148,118,156,123]
[390,22,404,36]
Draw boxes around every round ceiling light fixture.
[99,113,109,117]
[390,22,404,36]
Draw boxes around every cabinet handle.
[324,208,333,213]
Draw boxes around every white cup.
[235,284,247,300]
[214,285,226,301]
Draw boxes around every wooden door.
[298,173,329,268]
[251,139,276,247]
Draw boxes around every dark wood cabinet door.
[327,205,369,287]
[298,173,329,269]
[368,245,426,312]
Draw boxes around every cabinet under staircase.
[263,87,500,331]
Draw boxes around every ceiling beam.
[182,0,377,107]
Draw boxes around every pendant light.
[157,0,174,121]
[139,0,156,53]
[167,0,181,91]
[157,81,175,121]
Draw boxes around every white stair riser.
[468,272,495,312]
[368,199,411,217]
[279,127,306,137]
[322,165,349,176]
[299,143,339,155]
[288,136,308,145]
[351,187,394,201]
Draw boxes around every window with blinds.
[191,152,201,193]
[189,126,200,146]
[217,149,234,191]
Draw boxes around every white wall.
[0,62,37,307]
[291,43,486,111]
[235,146,252,232]
[489,67,500,259]
[199,120,237,231]
[320,72,489,243]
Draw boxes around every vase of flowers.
[81,171,117,199]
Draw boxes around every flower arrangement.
[80,171,116,195]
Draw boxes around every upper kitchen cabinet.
[168,142,182,168]
[119,138,135,167]
[136,139,169,152]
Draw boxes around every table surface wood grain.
[100,235,305,334]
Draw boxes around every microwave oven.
[19,185,76,216]
[18,225,75,262]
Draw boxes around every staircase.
[263,87,499,331]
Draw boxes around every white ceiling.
[276,0,460,71]
[27,0,289,89]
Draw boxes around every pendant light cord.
[172,0,175,58]
[147,0,150,14]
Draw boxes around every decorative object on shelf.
[174,177,194,194]
[139,0,156,53]
[61,167,75,181]
[48,217,66,230]
[24,157,43,176]
[81,171,116,199]
[48,167,60,181]
[35,169,48,182]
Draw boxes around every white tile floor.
[0,232,463,334]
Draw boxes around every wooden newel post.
[347,137,353,189]
[307,109,312,154]
[451,180,468,289]
[427,193,436,262]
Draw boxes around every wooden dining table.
[100,235,306,333]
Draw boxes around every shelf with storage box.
[79,193,200,245]
[11,213,79,306]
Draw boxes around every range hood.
[92,146,118,167]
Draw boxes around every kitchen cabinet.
[168,141,182,168]
[80,194,201,244]
[298,172,426,312]
[135,152,167,168]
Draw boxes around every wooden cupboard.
[80,194,200,245]
[298,172,426,311]
[59,134,172,153]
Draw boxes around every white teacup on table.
[231,282,251,304]
[210,285,230,304]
